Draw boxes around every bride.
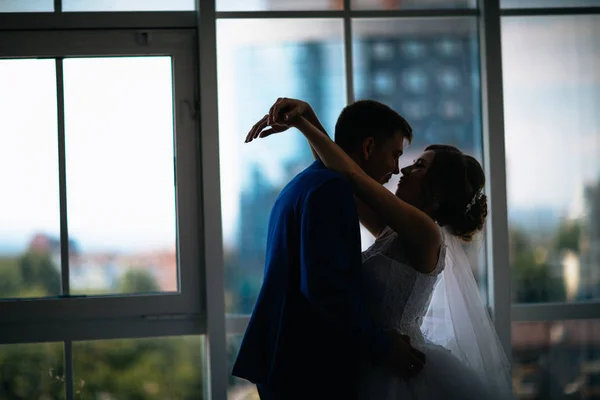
[246,98,516,399]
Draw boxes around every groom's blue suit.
[232,160,391,399]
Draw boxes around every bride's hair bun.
[423,145,488,242]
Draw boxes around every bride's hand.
[267,97,310,126]
[245,97,310,143]
[245,113,290,143]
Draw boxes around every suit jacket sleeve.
[300,177,391,364]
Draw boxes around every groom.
[233,98,425,399]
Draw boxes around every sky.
[501,16,600,218]
[1,12,599,254]
[0,57,176,253]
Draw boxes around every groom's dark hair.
[334,100,413,153]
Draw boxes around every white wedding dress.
[358,227,515,400]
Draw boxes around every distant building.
[28,232,79,256]
[581,181,600,300]
[69,250,177,293]
[26,233,176,293]
[354,19,482,158]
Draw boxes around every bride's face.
[395,150,435,208]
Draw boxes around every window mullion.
[478,0,512,358]
[197,1,228,399]
[64,339,74,400]
[55,57,70,296]
[343,0,354,105]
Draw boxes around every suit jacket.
[232,160,390,397]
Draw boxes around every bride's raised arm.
[247,98,388,238]
[292,116,441,258]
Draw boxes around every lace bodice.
[361,227,446,343]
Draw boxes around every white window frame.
[478,0,512,358]
[0,29,204,338]
[498,4,600,329]
[0,6,213,398]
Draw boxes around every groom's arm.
[299,177,391,364]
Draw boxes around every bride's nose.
[400,165,411,175]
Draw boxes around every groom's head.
[334,100,413,184]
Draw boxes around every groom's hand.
[388,334,426,378]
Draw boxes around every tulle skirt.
[359,343,515,400]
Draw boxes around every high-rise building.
[354,24,482,158]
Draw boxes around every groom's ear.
[361,137,375,161]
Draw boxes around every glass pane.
[0,342,65,399]
[352,0,476,10]
[217,0,341,12]
[0,0,53,12]
[512,320,600,399]
[502,0,600,9]
[502,16,600,303]
[73,336,205,399]
[217,19,345,315]
[62,0,194,11]
[227,334,259,399]
[0,59,62,299]
[352,18,487,296]
[63,57,178,296]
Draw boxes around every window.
[73,336,205,399]
[0,0,198,12]
[7,2,600,399]
[502,15,600,304]
[352,16,487,295]
[0,59,61,298]
[1,55,185,300]
[216,0,341,12]
[0,0,53,12]
[218,11,488,319]
[352,0,476,10]
[503,12,600,400]
[353,18,482,158]
[217,18,346,316]
[501,0,600,9]
[62,0,195,12]
[1,29,201,313]
[0,342,65,399]
[0,29,204,399]
[62,57,178,296]
[512,320,600,398]
[216,7,489,396]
